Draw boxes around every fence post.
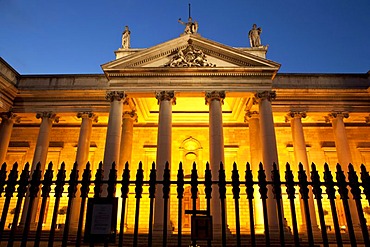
[162,162,171,247]
[285,163,300,246]
[21,162,42,247]
[119,162,130,247]
[0,163,17,241]
[133,162,144,247]
[258,163,270,247]
[148,162,156,247]
[271,163,285,246]
[48,162,66,247]
[298,163,314,246]
[76,162,91,247]
[218,162,227,247]
[310,163,329,247]
[204,162,212,247]
[8,163,30,247]
[177,162,184,247]
[323,163,343,247]
[245,162,256,247]
[348,163,370,246]
[231,162,241,247]
[360,164,370,205]
[190,162,198,247]
[61,162,79,247]
[35,162,54,247]
[336,164,356,246]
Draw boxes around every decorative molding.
[155,91,176,105]
[205,91,226,105]
[105,91,126,102]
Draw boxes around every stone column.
[153,91,175,232]
[326,112,360,227]
[0,112,21,165]
[20,111,59,227]
[103,91,125,179]
[76,112,98,170]
[287,111,318,231]
[205,91,226,232]
[254,91,279,229]
[119,110,137,174]
[70,112,98,230]
[244,110,264,233]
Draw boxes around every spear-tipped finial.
[188,3,191,19]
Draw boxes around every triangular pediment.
[102,34,280,75]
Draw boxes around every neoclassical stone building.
[0,24,369,235]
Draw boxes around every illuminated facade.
[0,29,370,236]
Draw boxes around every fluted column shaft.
[119,110,137,173]
[288,112,318,230]
[76,112,97,169]
[206,91,226,230]
[71,112,98,230]
[20,111,58,227]
[154,91,175,231]
[327,112,360,226]
[255,91,279,228]
[245,111,264,232]
[103,91,125,178]
[0,112,20,164]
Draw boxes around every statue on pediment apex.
[178,17,198,34]
[121,26,130,49]
[248,24,262,47]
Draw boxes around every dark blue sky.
[1,0,369,74]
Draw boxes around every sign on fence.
[191,216,213,241]
[84,197,118,243]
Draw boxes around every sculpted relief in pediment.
[164,41,215,68]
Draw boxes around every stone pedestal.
[206,91,226,233]
[153,91,175,234]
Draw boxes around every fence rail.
[0,160,370,247]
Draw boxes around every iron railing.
[0,160,369,247]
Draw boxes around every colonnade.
[0,90,362,234]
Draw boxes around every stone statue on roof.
[121,26,130,49]
[248,24,262,47]
[178,17,198,34]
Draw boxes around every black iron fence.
[0,160,370,247]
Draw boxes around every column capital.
[122,110,138,122]
[77,112,98,123]
[155,91,176,105]
[205,91,226,105]
[325,112,349,123]
[285,111,307,122]
[254,91,276,103]
[36,112,59,123]
[244,110,259,122]
[365,115,370,124]
[0,111,21,123]
[106,91,126,102]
